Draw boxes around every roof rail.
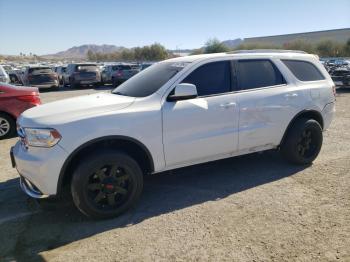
[227,49,308,54]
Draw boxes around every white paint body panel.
[13,52,335,195]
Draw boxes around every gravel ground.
[0,86,349,262]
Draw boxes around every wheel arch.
[0,110,16,120]
[57,135,155,195]
[280,109,324,146]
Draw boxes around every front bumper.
[12,141,68,196]
[20,176,49,198]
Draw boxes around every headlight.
[24,128,61,147]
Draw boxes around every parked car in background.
[12,51,335,219]
[54,66,67,86]
[101,64,120,84]
[63,63,101,88]
[0,65,10,83]
[8,70,24,85]
[140,62,154,70]
[331,67,350,87]
[0,83,41,139]
[22,66,59,90]
[111,64,141,87]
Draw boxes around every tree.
[204,38,229,53]
[190,48,204,55]
[283,39,315,53]
[344,38,350,56]
[316,39,345,57]
[87,50,96,61]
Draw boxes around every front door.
[162,60,239,168]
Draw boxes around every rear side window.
[282,60,325,81]
[182,61,231,96]
[237,60,285,90]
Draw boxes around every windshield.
[112,61,189,97]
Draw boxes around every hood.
[19,92,135,127]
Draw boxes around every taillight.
[27,74,32,81]
[332,85,336,99]
[16,95,41,105]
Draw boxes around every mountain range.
[42,39,243,59]
[43,44,124,59]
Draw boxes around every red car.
[0,83,41,139]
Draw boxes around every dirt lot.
[0,86,349,262]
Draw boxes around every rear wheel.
[112,77,117,88]
[70,78,77,89]
[280,118,323,165]
[0,113,16,140]
[71,151,143,219]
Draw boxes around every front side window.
[181,61,231,96]
[237,60,285,90]
[282,60,325,81]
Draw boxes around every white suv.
[11,50,336,219]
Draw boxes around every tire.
[280,118,323,165]
[112,77,117,88]
[70,78,77,89]
[0,113,16,140]
[71,150,143,219]
[60,78,65,88]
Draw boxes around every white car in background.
[12,50,335,219]
[0,65,10,83]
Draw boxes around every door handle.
[285,93,298,98]
[220,102,236,108]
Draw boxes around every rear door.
[234,59,302,151]
[162,60,239,168]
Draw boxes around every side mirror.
[167,83,198,102]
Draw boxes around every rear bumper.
[33,84,58,89]
[322,102,335,130]
[76,80,100,85]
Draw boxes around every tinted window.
[182,61,231,96]
[76,65,98,72]
[118,65,129,70]
[282,60,325,81]
[237,60,285,90]
[28,67,53,74]
[113,62,189,97]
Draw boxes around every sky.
[0,0,349,55]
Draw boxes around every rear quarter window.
[282,60,325,81]
[236,59,285,90]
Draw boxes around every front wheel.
[71,150,143,219]
[280,118,323,165]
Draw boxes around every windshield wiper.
[113,91,128,96]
